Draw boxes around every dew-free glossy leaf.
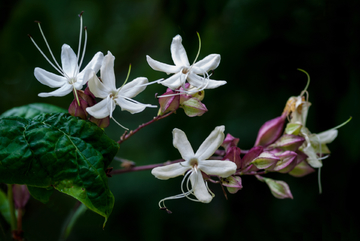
[0,113,119,225]
[0,103,67,119]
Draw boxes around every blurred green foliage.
[0,0,359,240]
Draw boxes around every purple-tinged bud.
[289,160,315,177]
[256,175,293,199]
[181,98,208,117]
[271,150,298,173]
[271,134,305,151]
[241,146,263,168]
[251,152,279,170]
[223,146,242,169]
[285,123,302,135]
[222,176,243,194]
[69,90,89,120]
[255,113,286,147]
[158,88,180,115]
[90,116,110,128]
[12,185,30,209]
[221,133,240,151]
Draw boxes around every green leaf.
[0,103,67,119]
[27,186,54,203]
[0,113,119,225]
[0,189,11,224]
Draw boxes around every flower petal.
[77,51,104,85]
[187,73,226,89]
[38,83,73,97]
[146,55,181,74]
[115,97,155,114]
[170,35,190,67]
[192,54,220,74]
[151,162,190,180]
[88,71,112,98]
[34,67,67,88]
[61,44,78,77]
[86,96,113,119]
[100,51,117,90]
[172,128,195,161]
[160,72,185,90]
[118,77,148,98]
[196,125,225,161]
[198,160,237,177]
[312,129,338,144]
[190,171,213,203]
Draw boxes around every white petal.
[187,73,226,89]
[313,129,338,144]
[172,128,195,161]
[303,145,323,168]
[86,97,113,119]
[170,35,190,67]
[88,71,112,98]
[192,54,220,74]
[100,51,117,90]
[115,97,154,114]
[61,44,78,77]
[198,160,237,177]
[190,171,213,203]
[160,72,185,90]
[34,67,67,88]
[77,52,104,85]
[38,84,73,97]
[146,55,181,74]
[196,126,225,161]
[118,77,147,98]
[151,162,190,180]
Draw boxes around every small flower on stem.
[29,13,103,105]
[151,126,237,212]
[147,34,226,93]
[86,51,156,129]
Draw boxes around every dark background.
[0,0,359,240]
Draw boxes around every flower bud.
[251,152,279,170]
[256,175,293,199]
[255,114,286,147]
[289,160,315,177]
[272,134,305,151]
[241,146,263,169]
[271,150,298,173]
[158,88,180,115]
[221,133,240,151]
[13,185,30,209]
[285,123,302,135]
[223,146,241,169]
[181,98,208,117]
[222,176,243,194]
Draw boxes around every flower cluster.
[29,14,348,213]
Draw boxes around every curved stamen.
[78,26,87,72]
[111,117,129,130]
[36,22,67,78]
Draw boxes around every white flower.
[146,34,226,92]
[30,15,103,98]
[151,125,237,210]
[86,51,156,121]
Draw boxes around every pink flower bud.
[256,176,293,199]
[251,152,279,170]
[221,133,240,151]
[255,114,286,147]
[222,176,243,194]
[158,88,180,115]
[223,146,241,169]
[241,146,263,169]
[12,185,30,209]
[272,134,305,151]
[289,160,315,177]
[180,98,208,117]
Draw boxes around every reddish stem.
[118,111,174,145]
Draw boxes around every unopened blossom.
[86,51,156,122]
[30,14,103,99]
[146,35,226,92]
[151,126,237,210]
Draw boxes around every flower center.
[182,68,189,74]
[189,158,199,171]
[68,77,77,84]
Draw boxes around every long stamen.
[36,21,67,78]
[76,12,84,67]
[111,117,129,130]
[78,26,87,71]
[192,32,202,65]
[297,68,310,97]
[137,78,163,87]
[28,34,65,76]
